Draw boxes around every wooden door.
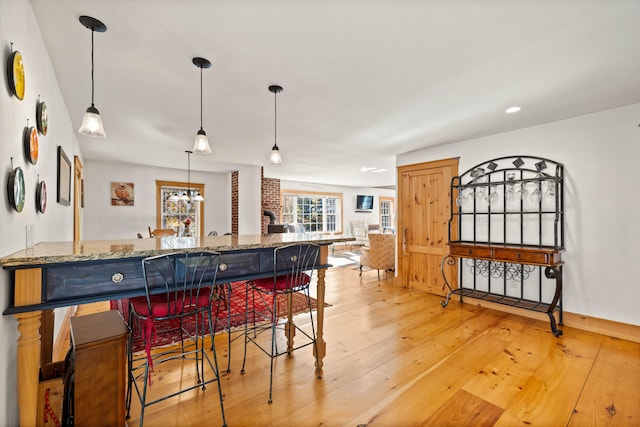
[74,156,83,241]
[397,158,457,296]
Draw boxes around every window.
[281,191,342,233]
[380,197,395,232]
[156,180,205,238]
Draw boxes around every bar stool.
[126,251,227,426]
[240,243,321,403]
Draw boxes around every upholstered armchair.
[348,220,369,248]
[359,233,395,280]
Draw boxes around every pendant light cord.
[90,29,95,107]
[200,65,203,130]
[274,90,277,145]
[187,151,191,195]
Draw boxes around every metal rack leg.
[545,266,563,336]
[440,255,458,308]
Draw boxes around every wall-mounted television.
[356,195,374,211]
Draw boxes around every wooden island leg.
[285,293,296,353]
[15,312,42,427]
[314,267,327,377]
[13,268,43,427]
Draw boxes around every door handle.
[402,227,408,256]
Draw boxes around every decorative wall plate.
[7,50,25,100]
[36,101,48,135]
[36,180,47,213]
[23,126,39,165]
[8,167,26,212]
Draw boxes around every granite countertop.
[0,233,355,268]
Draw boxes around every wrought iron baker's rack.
[440,155,565,336]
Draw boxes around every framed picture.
[111,182,135,206]
[57,146,71,206]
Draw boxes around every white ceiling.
[29,0,640,188]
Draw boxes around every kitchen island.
[1,233,353,426]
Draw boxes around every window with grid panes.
[156,180,205,238]
[380,197,394,231]
[281,191,342,233]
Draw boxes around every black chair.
[125,251,227,426]
[241,243,321,403]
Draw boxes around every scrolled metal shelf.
[465,258,535,281]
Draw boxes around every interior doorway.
[73,156,83,241]
[397,158,458,296]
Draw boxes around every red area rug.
[111,282,326,353]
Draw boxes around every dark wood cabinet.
[449,243,563,266]
[70,310,129,426]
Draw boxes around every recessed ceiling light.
[505,106,521,114]
[361,166,388,173]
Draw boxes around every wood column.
[314,245,328,376]
[14,268,43,427]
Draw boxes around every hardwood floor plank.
[423,389,504,426]
[568,336,640,426]
[493,329,604,426]
[462,320,563,409]
[346,333,512,426]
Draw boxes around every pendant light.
[192,57,212,154]
[180,150,193,202]
[268,85,283,164]
[78,16,107,138]
[181,150,204,202]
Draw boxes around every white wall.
[238,166,262,234]
[397,103,640,326]
[83,160,231,240]
[280,180,396,232]
[0,0,82,423]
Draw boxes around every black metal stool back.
[241,243,321,403]
[126,251,227,426]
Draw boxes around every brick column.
[231,171,238,235]
[261,168,281,234]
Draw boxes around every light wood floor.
[71,265,640,426]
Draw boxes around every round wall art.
[7,50,25,100]
[36,100,48,135]
[36,180,47,213]
[24,126,39,165]
[8,167,26,212]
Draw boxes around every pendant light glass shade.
[268,85,283,164]
[168,193,180,202]
[192,192,204,202]
[79,106,106,137]
[269,144,282,164]
[78,16,107,138]
[193,128,211,154]
[192,57,212,154]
